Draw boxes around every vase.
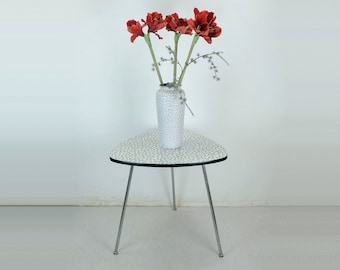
[156,85,185,149]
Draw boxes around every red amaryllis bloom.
[206,23,222,44]
[165,13,192,35]
[143,12,166,39]
[188,8,222,44]
[127,20,145,42]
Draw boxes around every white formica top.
[110,129,227,167]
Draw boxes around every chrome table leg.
[171,167,177,210]
[202,165,224,257]
[113,165,134,255]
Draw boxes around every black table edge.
[109,155,228,168]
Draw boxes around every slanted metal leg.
[171,167,177,210]
[202,165,224,257]
[113,165,134,255]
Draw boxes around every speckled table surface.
[110,129,228,167]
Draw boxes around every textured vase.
[156,85,185,149]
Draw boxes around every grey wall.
[1,0,339,206]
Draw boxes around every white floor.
[1,206,340,270]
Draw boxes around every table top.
[110,129,228,167]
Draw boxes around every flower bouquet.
[127,8,227,90]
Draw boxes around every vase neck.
[160,85,180,91]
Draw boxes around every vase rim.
[159,84,182,90]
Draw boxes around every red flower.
[188,8,222,44]
[206,23,222,44]
[143,12,166,39]
[165,13,192,35]
[127,20,145,42]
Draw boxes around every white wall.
[1,0,339,206]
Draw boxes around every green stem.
[144,34,163,85]
[177,34,200,87]
[173,33,181,85]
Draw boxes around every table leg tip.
[219,253,224,258]
[113,251,118,255]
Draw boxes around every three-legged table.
[109,129,228,257]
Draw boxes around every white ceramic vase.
[156,85,185,149]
